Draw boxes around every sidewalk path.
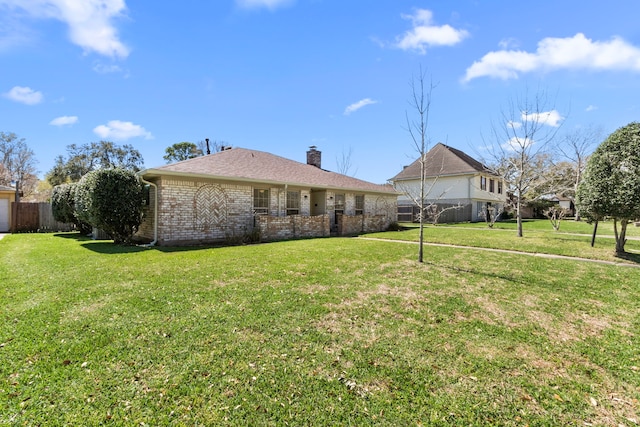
[358,237,640,268]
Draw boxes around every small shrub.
[75,168,145,244]
[386,221,401,231]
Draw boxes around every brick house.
[136,146,398,246]
[390,143,507,223]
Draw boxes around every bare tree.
[484,88,563,237]
[557,125,602,220]
[336,147,358,176]
[0,131,39,201]
[404,66,435,263]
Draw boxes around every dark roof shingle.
[142,147,396,194]
[391,143,494,181]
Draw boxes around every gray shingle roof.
[0,185,15,192]
[391,143,495,181]
[141,147,396,194]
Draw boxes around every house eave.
[138,169,400,196]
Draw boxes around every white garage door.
[0,198,9,232]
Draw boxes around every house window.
[253,188,269,215]
[286,191,300,215]
[355,195,364,215]
[334,194,345,215]
[489,179,495,193]
[480,176,487,191]
[498,180,503,194]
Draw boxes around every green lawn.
[376,219,640,265]
[1,231,639,425]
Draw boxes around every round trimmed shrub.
[51,183,92,234]
[75,168,145,244]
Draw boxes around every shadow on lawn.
[54,232,223,254]
[615,251,640,264]
[79,240,232,255]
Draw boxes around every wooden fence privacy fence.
[11,202,74,232]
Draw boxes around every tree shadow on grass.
[615,251,640,264]
[54,232,92,241]
[79,241,232,255]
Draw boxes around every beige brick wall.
[257,214,330,241]
[137,176,397,245]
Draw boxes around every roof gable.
[142,147,396,194]
[391,143,494,181]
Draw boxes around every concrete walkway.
[358,237,640,268]
[0,233,7,240]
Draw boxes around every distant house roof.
[391,142,497,181]
[0,185,15,192]
[140,147,397,194]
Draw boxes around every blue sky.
[2,0,640,184]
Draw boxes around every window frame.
[334,193,345,215]
[253,188,269,215]
[355,194,364,215]
[480,176,487,191]
[489,178,495,193]
[286,190,300,216]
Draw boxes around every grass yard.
[1,229,639,425]
[373,219,640,265]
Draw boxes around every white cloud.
[0,0,129,58]
[521,110,564,127]
[586,105,597,112]
[93,63,123,74]
[3,86,43,105]
[463,33,640,82]
[344,98,377,115]
[395,9,469,54]
[236,0,293,10]
[49,115,78,126]
[93,120,152,140]
[502,136,534,152]
[507,120,522,129]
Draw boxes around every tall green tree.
[576,122,640,255]
[46,141,144,185]
[163,142,203,163]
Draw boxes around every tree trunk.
[615,219,628,255]
[418,204,424,263]
[516,198,523,237]
[590,220,598,247]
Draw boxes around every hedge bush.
[51,183,92,234]
[75,168,145,244]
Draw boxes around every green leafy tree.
[163,142,203,163]
[51,183,92,234]
[576,122,640,254]
[75,168,145,244]
[46,141,144,185]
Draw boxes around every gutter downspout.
[139,176,158,246]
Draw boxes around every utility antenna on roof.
[205,138,211,155]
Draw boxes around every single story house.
[136,146,398,246]
[0,185,16,232]
[390,143,507,223]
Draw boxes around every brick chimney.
[306,146,321,168]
